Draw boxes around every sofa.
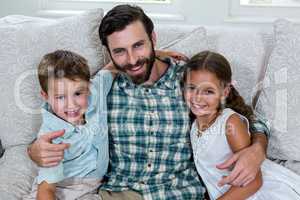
[0,8,300,200]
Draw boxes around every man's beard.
[111,45,156,85]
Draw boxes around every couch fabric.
[0,140,4,158]
[256,19,300,161]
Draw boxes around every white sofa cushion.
[0,145,37,200]
[206,27,270,105]
[256,19,300,161]
[158,27,208,58]
[0,9,104,148]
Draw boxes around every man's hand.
[28,130,70,167]
[216,141,266,187]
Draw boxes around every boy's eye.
[75,91,82,96]
[55,96,65,100]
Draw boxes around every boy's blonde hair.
[38,50,90,93]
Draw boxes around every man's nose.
[127,50,137,66]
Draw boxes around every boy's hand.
[28,130,70,167]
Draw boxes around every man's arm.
[37,181,56,200]
[217,115,269,187]
[28,130,69,167]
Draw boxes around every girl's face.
[41,78,89,125]
[184,70,229,119]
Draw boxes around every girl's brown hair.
[182,51,254,122]
[38,50,90,93]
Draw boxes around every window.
[228,0,300,22]
[37,0,183,22]
[241,0,300,7]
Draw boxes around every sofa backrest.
[155,24,274,106]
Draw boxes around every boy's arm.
[37,181,56,200]
[218,114,263,200]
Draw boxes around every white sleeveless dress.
[191,108,300,200]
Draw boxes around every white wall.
[0,0,299,26]
[0,0,229,26]
[0,0,39,17]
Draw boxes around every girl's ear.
[223,84,231,98]
[40,90,48,101]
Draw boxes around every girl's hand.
[156,50,189,62]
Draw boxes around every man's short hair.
[98,4,154,48]
[38,50,90,93]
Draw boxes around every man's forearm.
[250,133,268,161]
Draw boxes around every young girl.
[182,51,300,200]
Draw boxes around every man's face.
[107,20,156,84]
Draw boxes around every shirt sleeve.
[91,69,113,96]
[249,111,271,139]
[36,124,64,184]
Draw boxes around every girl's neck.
[196,111,220,132]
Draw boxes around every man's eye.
[113,49,125,55]
[133,43,143,48]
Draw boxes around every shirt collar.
[41,103,75,136]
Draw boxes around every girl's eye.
[204,90,214,95]
[185,85,196,91]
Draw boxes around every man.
[28,4,269,200]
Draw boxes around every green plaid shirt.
[102,59,205,200]
[102,58,270,200]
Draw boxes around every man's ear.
[40,90,48,101]
[151,31,157,47]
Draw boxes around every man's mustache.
[123,58,149,70]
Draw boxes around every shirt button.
[147,163,152,168]
[140,181,145,184]
[149,149,153,153]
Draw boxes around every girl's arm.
[217,114,263,200]
[37,181,56,200]
[156,50,188,62]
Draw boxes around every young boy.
[23,50,113,200]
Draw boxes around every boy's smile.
[41,78,89,125]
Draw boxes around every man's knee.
[99,190,143,200]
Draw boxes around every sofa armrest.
[0,145,37,200]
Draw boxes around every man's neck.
[143,58,169,85]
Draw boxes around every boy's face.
[41,78,89,125]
